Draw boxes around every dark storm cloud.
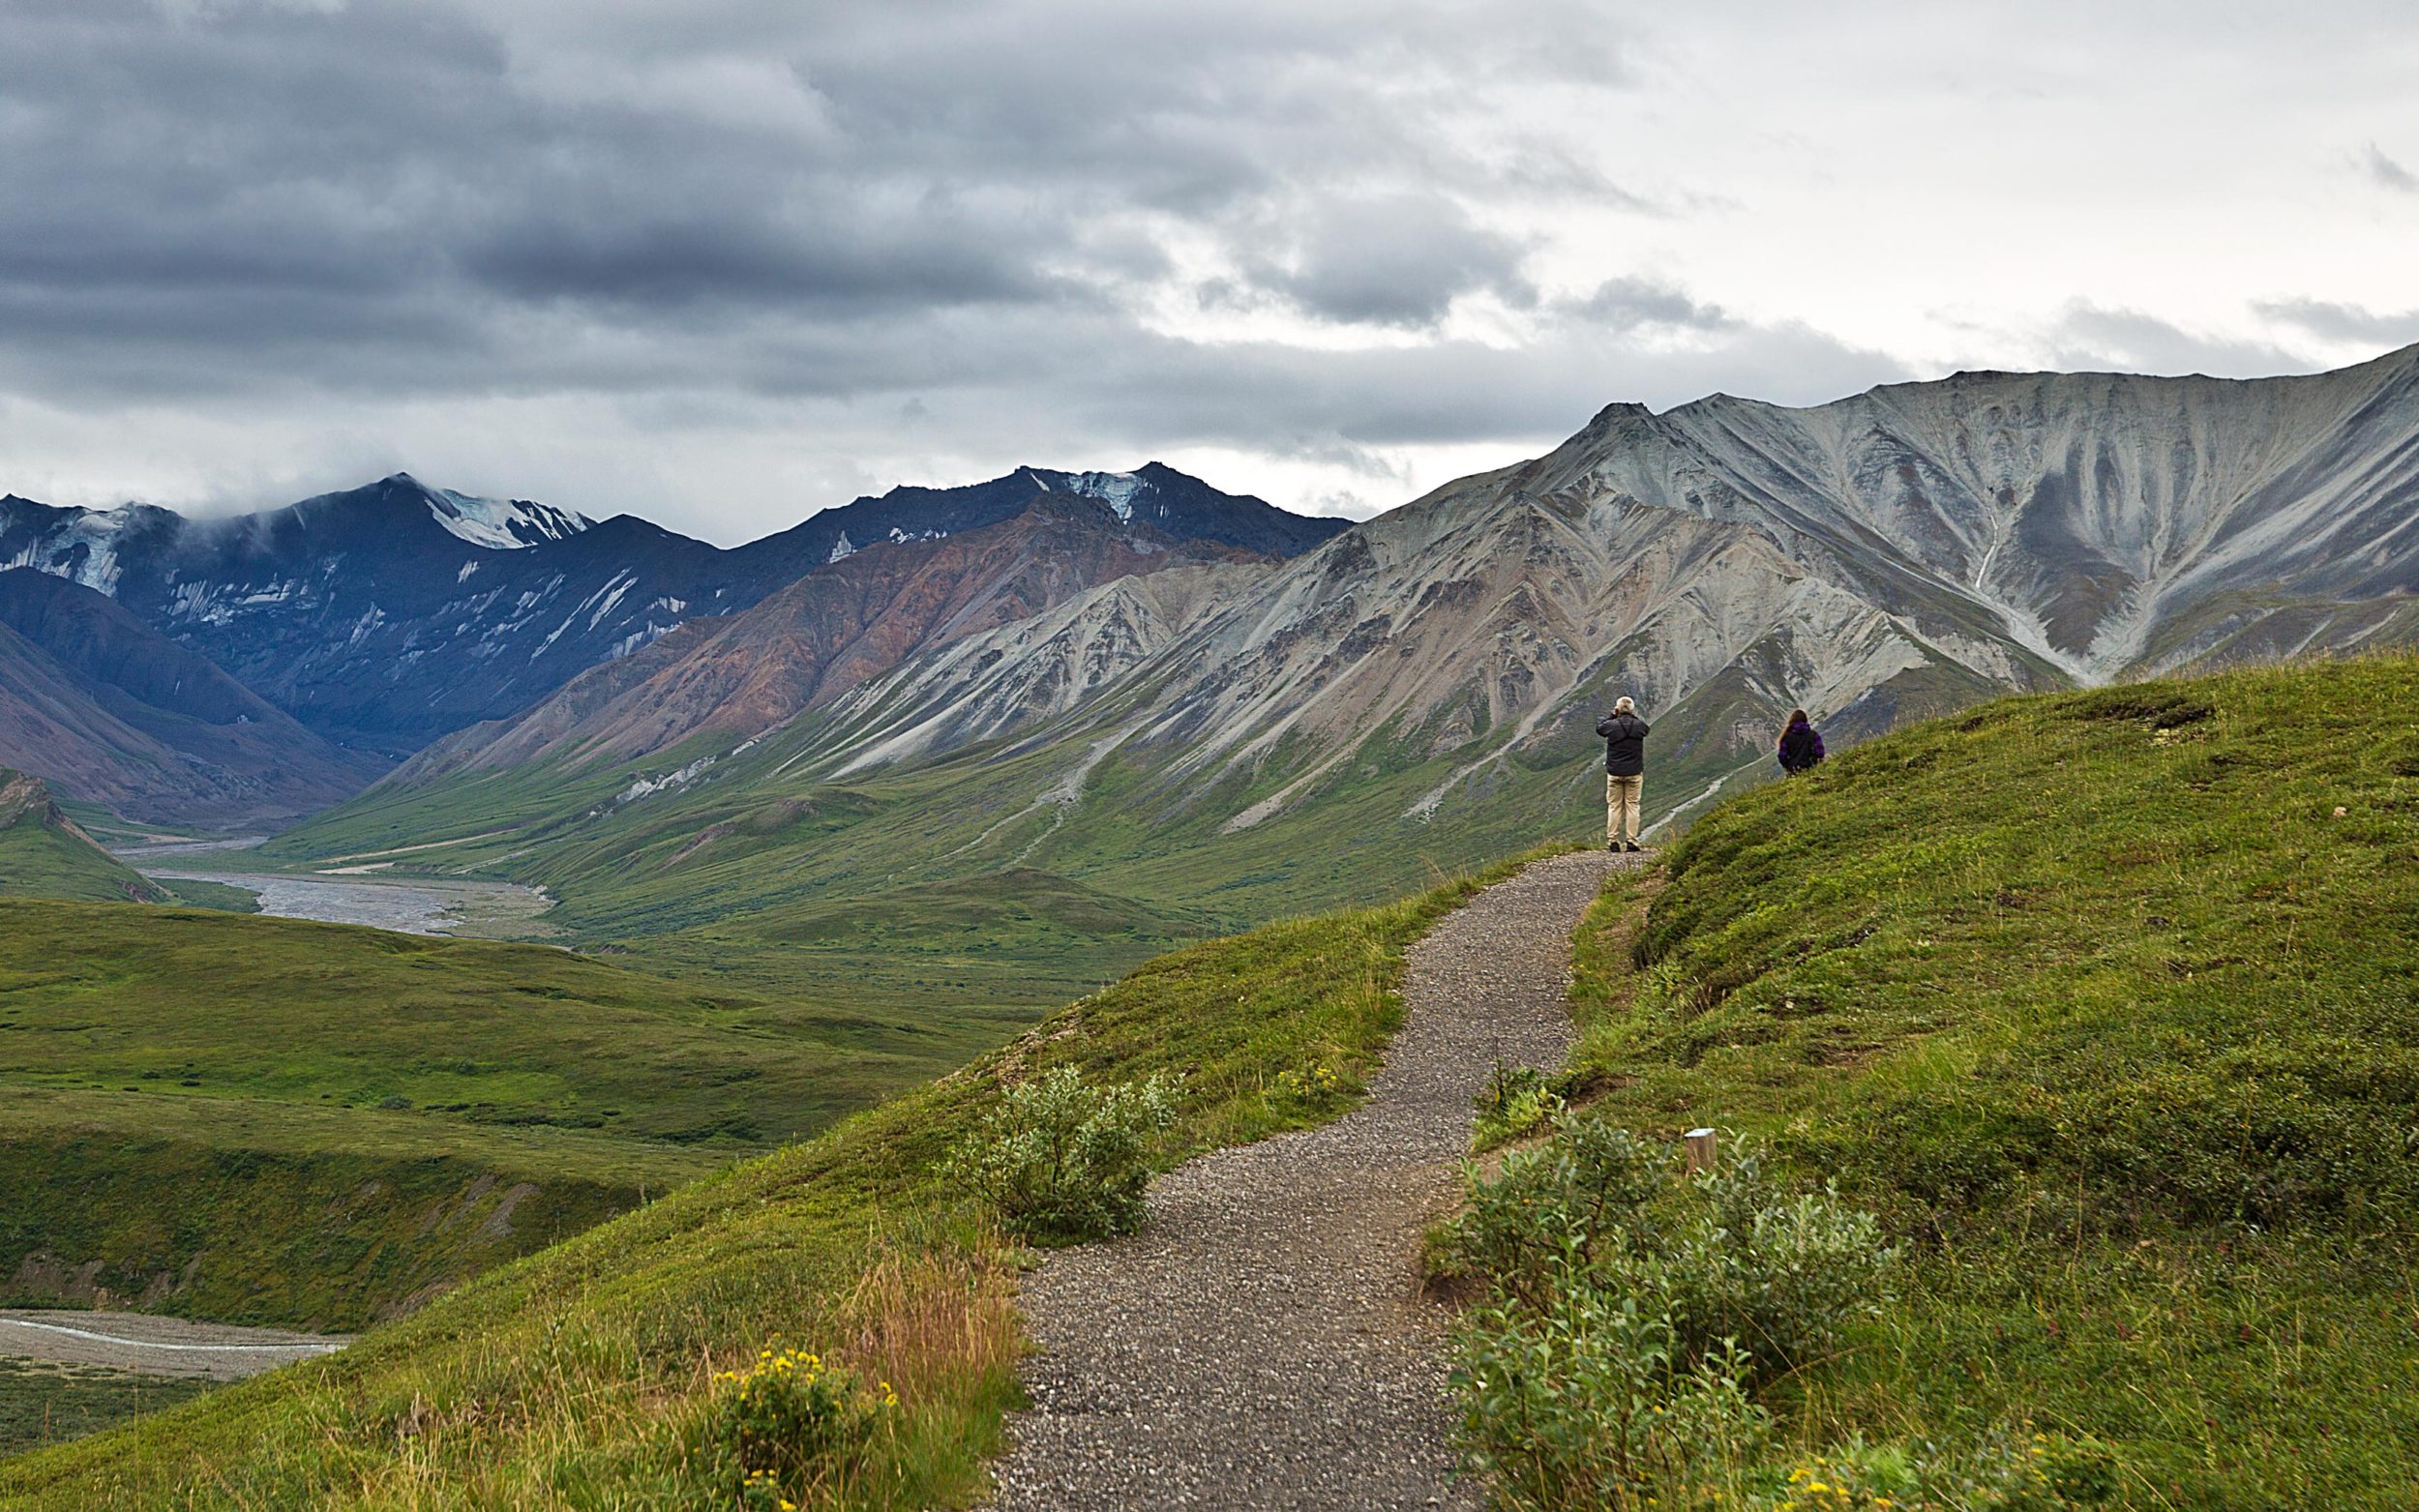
[0,0,1909,526]
[1240,194,1537,327]
[0,1,1662,397]
[1563,278,1732,333]
[2362,143,2419,193]
[2256,298,2419,348]
[2048,303,2310,378]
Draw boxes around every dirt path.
[987,849,1625,1511]
[0,1310,349,1382]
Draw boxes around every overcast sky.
[3,0,2415,543]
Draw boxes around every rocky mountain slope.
[0,570,383,825]
[782,343,2419,828]
[404,495,1273,777]
[288,345,2419,934]
[0,466,1342,758]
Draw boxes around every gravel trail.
[988,849,1625,1511]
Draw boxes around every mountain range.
[3,347,2414,875]
[257,346,2418,962]
[0,568,381,825]
[0,464,1343,761]
[0,465,1344,824]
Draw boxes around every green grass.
[0,773,167,905]
[1555,654,2419,1505]
[0,902,1037,1330]
[0,1360,211,1459]
[0,850,1546,1507]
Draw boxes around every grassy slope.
[1563,655,2419,1504]
[0,853,1542,1507]
[0,1361,211,1461]
[0,903,1030,1328]
[0,777,168,905]
[264,702,1597,957]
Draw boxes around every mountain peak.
[349,473,590,550]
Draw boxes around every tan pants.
[1606,774,1643,845]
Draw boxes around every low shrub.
[694,1347,897,1508]
[1458,1292,1767,1508]
[1684,1145,1896,1377]
[1446,1114,1896,1509]
[948,1065,1176,1245]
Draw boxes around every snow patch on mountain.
[1033,468,1148,521]
[421,484,589,550]
[4,508,135,594]
[617,755,715,805]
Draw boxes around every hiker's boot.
[1626,841,1643,853]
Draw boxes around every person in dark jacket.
[1777,708,1826,776]
[1596,696,1650,852]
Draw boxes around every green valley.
[0,851,1530,1507]
[0,903,1036,1331]
[6,657,2411,1504]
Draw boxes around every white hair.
[1614,696,1636,712]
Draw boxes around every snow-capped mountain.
[403,494,1270,778]
[0,466,1346,759]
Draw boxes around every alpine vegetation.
[1537,654,2419,1507]
[1445,1122,1898,1509]
[948,1066,1178,1245]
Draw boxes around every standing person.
[1596,696,1650,852]
[1777,707,1826,776]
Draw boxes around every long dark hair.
[1779,707,1810,741]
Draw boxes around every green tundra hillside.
[0,850,1529,1506]
[0,767,167,904]
[1549,652,2419,1505]
[0,903,1032,1330]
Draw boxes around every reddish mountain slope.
[402,496,1260,778]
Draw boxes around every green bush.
[949,1065,1176,1245]
[1447,1115,1895,1509]
[1682,1145,1896,1376]
[1457,1288,1767,1508]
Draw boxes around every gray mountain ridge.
[682,344,2419,845]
